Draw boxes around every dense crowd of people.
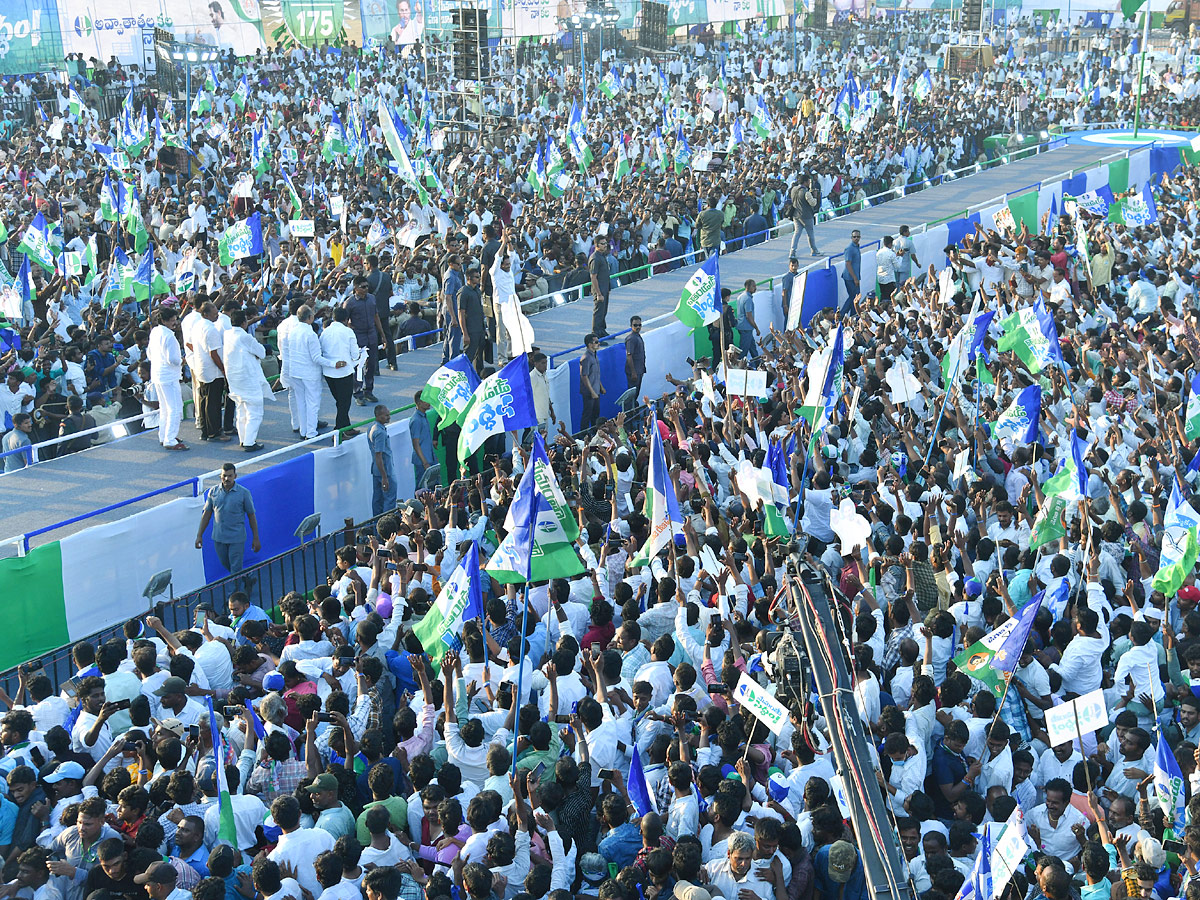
[5,10,1200,900]
[0,11,1197,458]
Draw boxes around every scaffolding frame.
[420,8,517,152]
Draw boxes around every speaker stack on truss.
[639,1,669,52]
[452,7,490,80]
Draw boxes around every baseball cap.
[305,773,339,793]
[1138,837,1166,869]
[579,853,608,885]
[674,883,712,900]
[1178,585,1200,603]
[153,676,189,696]
[43,761,86,784]
[134,862,178,886]
[156,718,186,737]
[262,671,285,693]
[827,841,858,884]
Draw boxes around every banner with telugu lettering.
[60,0,264,61]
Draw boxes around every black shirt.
[459,285,484,336]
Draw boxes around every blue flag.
[1070,430,1089,500]
[456,354,538,461]
[1153,739,1187,832]
[767,440,790,495]
[1031,578,1071,623]
[967,310,994,361]
[628,745,655,816]
[243,699,266,739]
[1034,298,1065,370]
[993,384,1041,446]
[993,589,1045,675]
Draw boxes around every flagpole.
[1133,7,1151,139]
[1074,708,1095,795]
[719,305,733,428]
[988,675,1016,737]
[510,580,531,778]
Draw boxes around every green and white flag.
[547,171,572,198]
[421,356,480,427]
[414,543,483,668]
[16,218,54,273]
[83,237,100,285]
[750,103,773,139]
[1186,373,1200,441]
[546,139,566,176]
[526,142,546,196]
[321,113,348,161]
[734,460,790,537]
[60,251,83,279]
[123,187,149,253]
[673,253,721,329]
[1153,483,1200,598]
[190,90,211,117]
[613,140,631,182]
[67,88,85,118]
[486,440,585,585]
[204,698,238,846]
[232,76,249,111]
[997,305,1056,374]
[598,67,621,99]
[1030,460,1078,549]
[377,102,429,205]
[1121,0,1148,20]
[567,103,593,172]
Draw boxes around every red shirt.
[581,620,616,653]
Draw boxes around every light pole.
[159,42,220,156]
[571,4,619,102]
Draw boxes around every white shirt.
[318,321,365,379]
[705,858,774,900]
[282,323,333,381]
[667,791,699,839]
[1026,801,1087,859]
[876,247,900,285]
[148,324,183,382]
[203,792,267,851]
[444,720,491,785]
[195,318,225,382]
[270,828,336,896]
[1049,635,1105,695]
[223,327,270,401]
[71,710,113,765]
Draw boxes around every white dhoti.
[281,372,301,430]
[230,394,264,447]
[291,376,322,438]
[154,380,183,446]
[497,296,536,359]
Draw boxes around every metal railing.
[0,142,1166,689]
[1,141,1154,552]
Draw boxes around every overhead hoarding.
[61,0,263,61]
[0,0,65,75]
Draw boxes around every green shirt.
[355,795,409,845]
